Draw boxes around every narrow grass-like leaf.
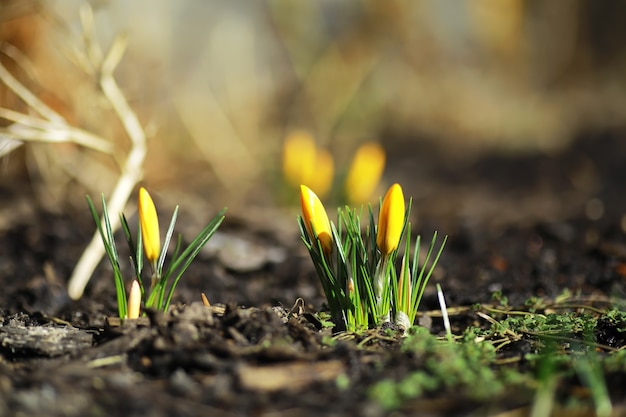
[86,195,127,319]
[157,205,179,276]
[120,213,135,257]
[101,195,127,319]
[401,223,412,312]
[573,343,613,417]
[410,234,421,300]
[165,208,226,279]
[413,233,447,322]
[163,234,183,280]
[120,213,143,293]
[162,209,226,310]
[135,221,143,293]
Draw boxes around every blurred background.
[3,0,626,312]
[2,0,626,215]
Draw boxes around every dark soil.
[1,133,626,416]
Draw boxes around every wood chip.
[0,325,92,357]
[238,360,344,393]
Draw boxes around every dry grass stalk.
[0,5,147,300]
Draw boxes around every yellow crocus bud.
[345,142,386,204]
[127,279,141,319]
[376,183,405,257]
[300,185,333,256]
[138,187,160,268]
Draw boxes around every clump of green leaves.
[87,188,226,319]
[370,298,625,413]
[369,328,531,410]
[299,183,446,332]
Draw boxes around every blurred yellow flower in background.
[283,133,386,203]
[283,131,317,187]
[345,142,386,205]
[283,131,334,199]
[310,148,334,198]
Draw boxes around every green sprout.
[87,187,226,319]
[299,183,447,332]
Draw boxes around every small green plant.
[299,183,447,332]
[367,293,625,411]
[87,187,226,319]
[369,328,531,410]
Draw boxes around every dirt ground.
[1,132,626,416]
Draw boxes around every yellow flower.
[283,131,334,198]
[377,183,405,257]
[283,131,317,187]
[127,279,142,319]
[308,149,334,199]
[345,142,386,204]
[300,185,333,256]
[138,187,160,267]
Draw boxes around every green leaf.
[162,208,226,311]
[86,194,127,319]
[157,205,179,276]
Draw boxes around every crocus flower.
[138,187,160,268]
[300,185,333,256]
[127,279,141,319]
[344,142,386,204]
[283,131,334,198]
[377,183,405,257]
[309,149,334,199]
[283,131,317,187]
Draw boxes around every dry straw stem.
[0,54,112,155]
[0,6,146,299]
[64,6,147,299]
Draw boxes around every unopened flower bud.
[300,185,333,256]
[138,187,160,268]
[377,183,405,257]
